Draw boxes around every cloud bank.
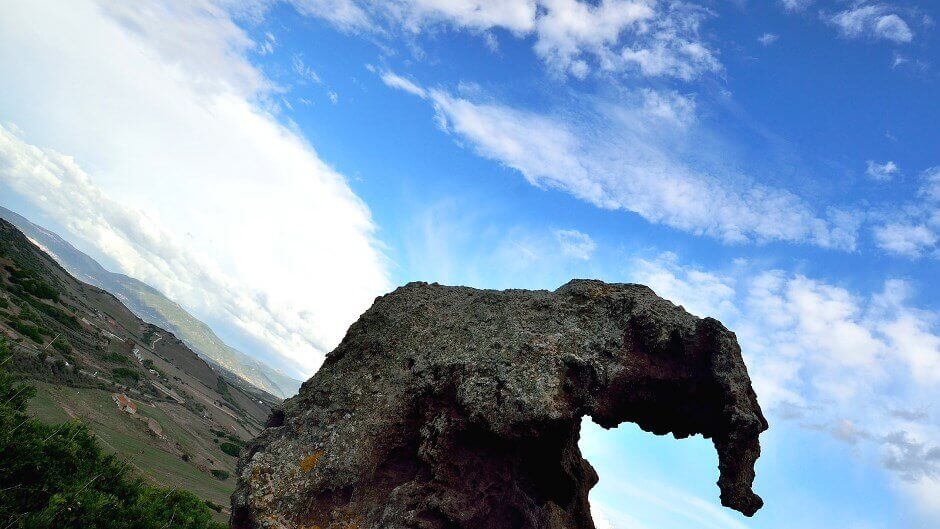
[0,0,390,374]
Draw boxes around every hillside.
[0,218,277,519]
[0,206,302,399]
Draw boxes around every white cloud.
[380,71,428,99]
[292,53,322,83]
[289,1,722,81]
[396,0,538,34]
[640,89,697,127]
[827,4,914,43]
[779,0,813,12]
[615,3,722,81]
[758,33,779,46]
[258,31,276,55]
[873,223,936,257]
[866,160,900,181]
[288,0,374,32]
[416,88,855,248]
[903,476,940,522]
[554,229,596,260]
[0,0,390,374]
[871,167,940,259]
[531,0,655,77]
[920,167,940,203]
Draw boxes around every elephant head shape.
[232,280,768,529]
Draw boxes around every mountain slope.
[0,206,301,398]
[0,217,277,516]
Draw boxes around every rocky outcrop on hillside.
[231,280,768,529]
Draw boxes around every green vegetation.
[104,353,130,364]
[0,341,224,529]
[11,319,45,344]
[210,469,230,481]
[111,367,141,382]
[210,428,245,448]
[18,306,44,326]
[5,266,60,301]
[0,297,8,309]
[24,296,80,330]
[52,336,71,354]
[216,376,229,396]
[219,442,241,458]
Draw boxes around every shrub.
[105,353,130,364]
[25,298,80,330]
[111,367,141,382]
[11,320,44,344]
[219,442,241,458]
[210,469,230,481]
[7,268,59,301]
[52,337,72,354]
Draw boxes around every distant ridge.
[0,205,302,398]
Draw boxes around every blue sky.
[0,1,938,527]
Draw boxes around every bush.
[52,337,72,354]
[0,297,8,309]
[0,340,224,529]
[25,297,80,330]
[210,469,230,481]
[7,268,59,301]
[111,367,141,382]
[11,320,44,344]
[105,353,130,364]
[18,306,44,326]
[219,442,241,458]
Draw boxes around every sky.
[0,0,938,527]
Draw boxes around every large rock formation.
[232,280,768,529]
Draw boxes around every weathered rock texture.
[232,280,768,529]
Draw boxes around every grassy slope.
[27,382,237,519]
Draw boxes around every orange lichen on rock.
[300,450,325,472]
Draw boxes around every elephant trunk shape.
[232,280,768,529]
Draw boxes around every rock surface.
[231,280,768,529]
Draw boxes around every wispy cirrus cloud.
[380,74,858,249]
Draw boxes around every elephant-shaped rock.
[232,280,768,529]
